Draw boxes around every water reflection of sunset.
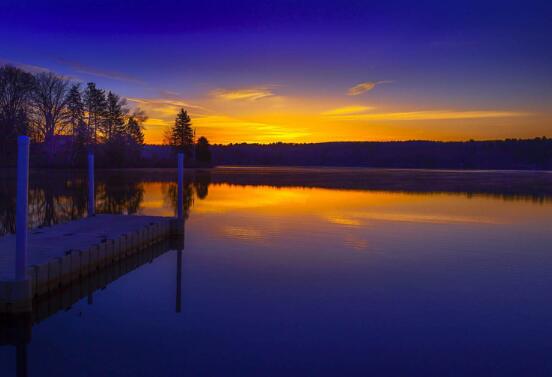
[137,182,175,216]
[135,183,552,251]
[136,182,552,225]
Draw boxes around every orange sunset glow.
[132,91,546,145]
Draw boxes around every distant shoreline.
[2,138,551,170]
[203,138,552,171]
[2,166,552,204]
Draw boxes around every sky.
[0,0,551,144]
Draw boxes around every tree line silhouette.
[0,64,147,167]
[210,139,552,170]
[0,64,212,168]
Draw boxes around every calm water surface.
[1,168,552,376]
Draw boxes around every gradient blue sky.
[1,0,551,143]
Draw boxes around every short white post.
[88,152,95,217]
[177,153,184,219]
[16,136,29,281]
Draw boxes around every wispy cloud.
[158,90,182,98]
[127,97,204,111]
[212,86,276,101]
[322,105,374,116]
[193,114,310,142]
[348,81,391,96]
[57,58,144,84]
[0,57,51,73]
[127,97,207,140]
[332,110,528,121]
[143,117,172,127]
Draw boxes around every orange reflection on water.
[132,181,552,251]
[182,184,552,250]
[137,182,175,217]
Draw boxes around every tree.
[126,116,145,145]
[30,72,70,143]
[72,119,91,167]
[83,82,107,144]
[166,108,194,156]
[104,91,127,140]
[0,65,34,163]
[104,106,146,167]
[195,136,211,162]
[66,84,85,136]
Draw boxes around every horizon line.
[140,136,552,147]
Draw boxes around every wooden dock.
[0,215,181,313]
[1,137,188,315]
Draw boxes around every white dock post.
[177,152,184,219]
[88,152,95,217]
[16,136,30,281]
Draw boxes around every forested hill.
[208,139,552,170]
[15,138,552,169]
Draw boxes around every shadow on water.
[0,222,187,377]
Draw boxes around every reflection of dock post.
[174,220,185,313]
[88,152,95,217]
[177,152,184,220]
[174,152,186,312]
[16,343,28,377]
[0,314,32,377]
[16,136,30,281]
[176,249,182,313]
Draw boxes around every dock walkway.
[0,215,178,312]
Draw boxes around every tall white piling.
[16,136,29,281]
[88,152,95,217]
[177,152,184,219]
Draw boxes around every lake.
[1,167,552,376]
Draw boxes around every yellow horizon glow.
[128,94,545,145]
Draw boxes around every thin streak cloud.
[322,105,374,115]
[348,81,391,96]
[333,110,528,121]
[193,115,310,142]
[127,97,205,111]
[0,57,50,73]
[57,58,144,83]
[212,86,276,101]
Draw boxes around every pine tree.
[72,119,92,166]
[83,82,107,144]
[105,91,127,140]
[168,108,194,155]
[126,116,144,145]
[66,84,85,136]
